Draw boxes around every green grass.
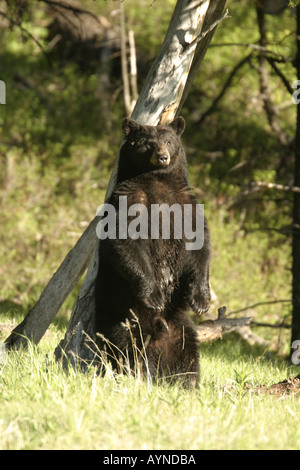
[0,322,299,450]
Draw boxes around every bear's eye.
[130,141,135,146]
[166,140,172,146]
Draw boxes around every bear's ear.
[169,116,185,136]
[122,118,141,136]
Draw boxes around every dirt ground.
[256,376,300,396]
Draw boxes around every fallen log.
[196,307,252,343]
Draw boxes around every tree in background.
[292,4,300,353]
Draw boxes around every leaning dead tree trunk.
[6,0,228,364]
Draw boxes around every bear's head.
[118,117,186,181]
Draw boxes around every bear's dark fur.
[95,117,211,387]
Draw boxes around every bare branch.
[38,0,100,23]
[183,8,230,54]
[227,185,262,210]
[198,53,253,125]
[251,181,300,193]
[0,11,51,66]
[266,56,294,94]
[227,299,292,317]
[209,42,294,62]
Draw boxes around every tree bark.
[292,5,300,355]
[256,4,290,148]
[5,0,227,365]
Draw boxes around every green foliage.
[289,1,300,7]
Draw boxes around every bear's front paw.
[189,285,211,316]
[141,286,165,313]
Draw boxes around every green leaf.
[289,0,300,7]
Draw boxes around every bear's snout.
[158,154,169,165]
[150,145,171,167]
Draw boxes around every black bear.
[95,116,210,387]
